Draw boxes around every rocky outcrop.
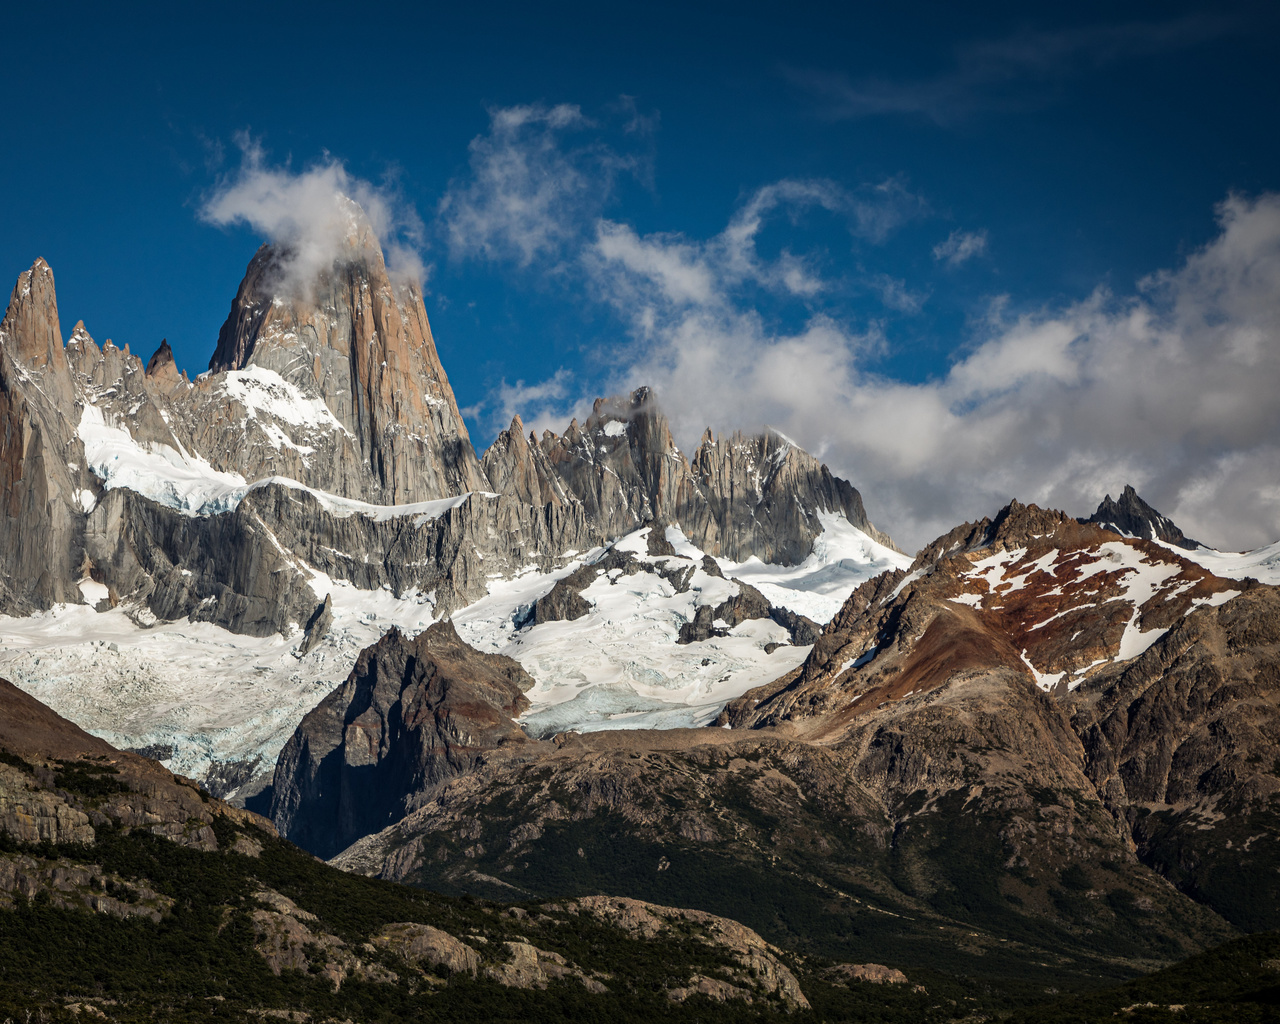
[0,677,275,922]
[372,922,480,977]
[484,388,896,565]
[676,579,772,643]
[207,214,487,503]
[1085,484,1199,550]
[268,623,537,858]
[824,963,910,985]
[566,895,808,1009]
[0,678,270,850]
[250,887,398,989]
[0,762,95,845]
[0,261,94,614]
[1070,585,1280,930]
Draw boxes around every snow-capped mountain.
[0,207,902,797]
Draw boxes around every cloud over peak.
[200,137,426,297]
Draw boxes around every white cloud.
[439,107,1280,554]
[200,136,426,296]
[618,192,1280,551]
[461,368,582,441]
[871,273,927,313]
[933,228,988,266]
[437,103,646,267]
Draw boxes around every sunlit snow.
[0,514,904,794]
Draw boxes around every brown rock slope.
[328,501,1280,981]
[0,676,270,915]
[0,681,831,1018]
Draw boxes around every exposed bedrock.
[81,483,602,636]
[268,622,537,859]
[482,387,897,565]
[1084,484,1200,550]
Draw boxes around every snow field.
[1,515,902,791]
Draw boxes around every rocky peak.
[144,338,182,383]
[268,621,537,858]
[206,205,486,503]
[909,499,1090,572]
[0,259,67,378]
[1085,484,1199,550]
[730,498,1242,732]
[481,386,896,564]
[688,426,897,561]
[480,413,568,508]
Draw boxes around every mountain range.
[3,209,1280,1019]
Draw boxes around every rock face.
[483,388,897,565]
[0,248,499,631]
[0,254,603,635]
[1071,584,1280,931]
[269,623,537,858]
[207,214,487,503]
[0,261,94,614]
[0,677,273,919]
[1085,484,1199,549]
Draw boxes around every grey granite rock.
[1083,484,1200,550]
[268,622,536,858]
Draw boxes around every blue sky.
[4,1,1280,548]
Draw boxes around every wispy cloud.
[441,103,1280,552]
[933,228,988,266]
[200,135,427,296]
[437,102,651,268]
[461,367,580,440]
[789,14,1236,124]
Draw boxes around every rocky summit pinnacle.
[481,385,897,563]
[207,205,486,504]
[1084,484,1199,550]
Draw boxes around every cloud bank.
[611,192,1280,552]
[201,137,426,296]
[443,108,1280,552]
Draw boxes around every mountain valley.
[2,216,1280,1021]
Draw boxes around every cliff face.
[269,622,537,858]
[0,251,603,633]
[0,262,94,614]
[483,387,896,565]
[207,218,487,503]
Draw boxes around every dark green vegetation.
[0,815,972,1023]
[2,817,1278,1022]
[52,756,129,799]
[392,744,1232,986]
[1005,932,1280,1023]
